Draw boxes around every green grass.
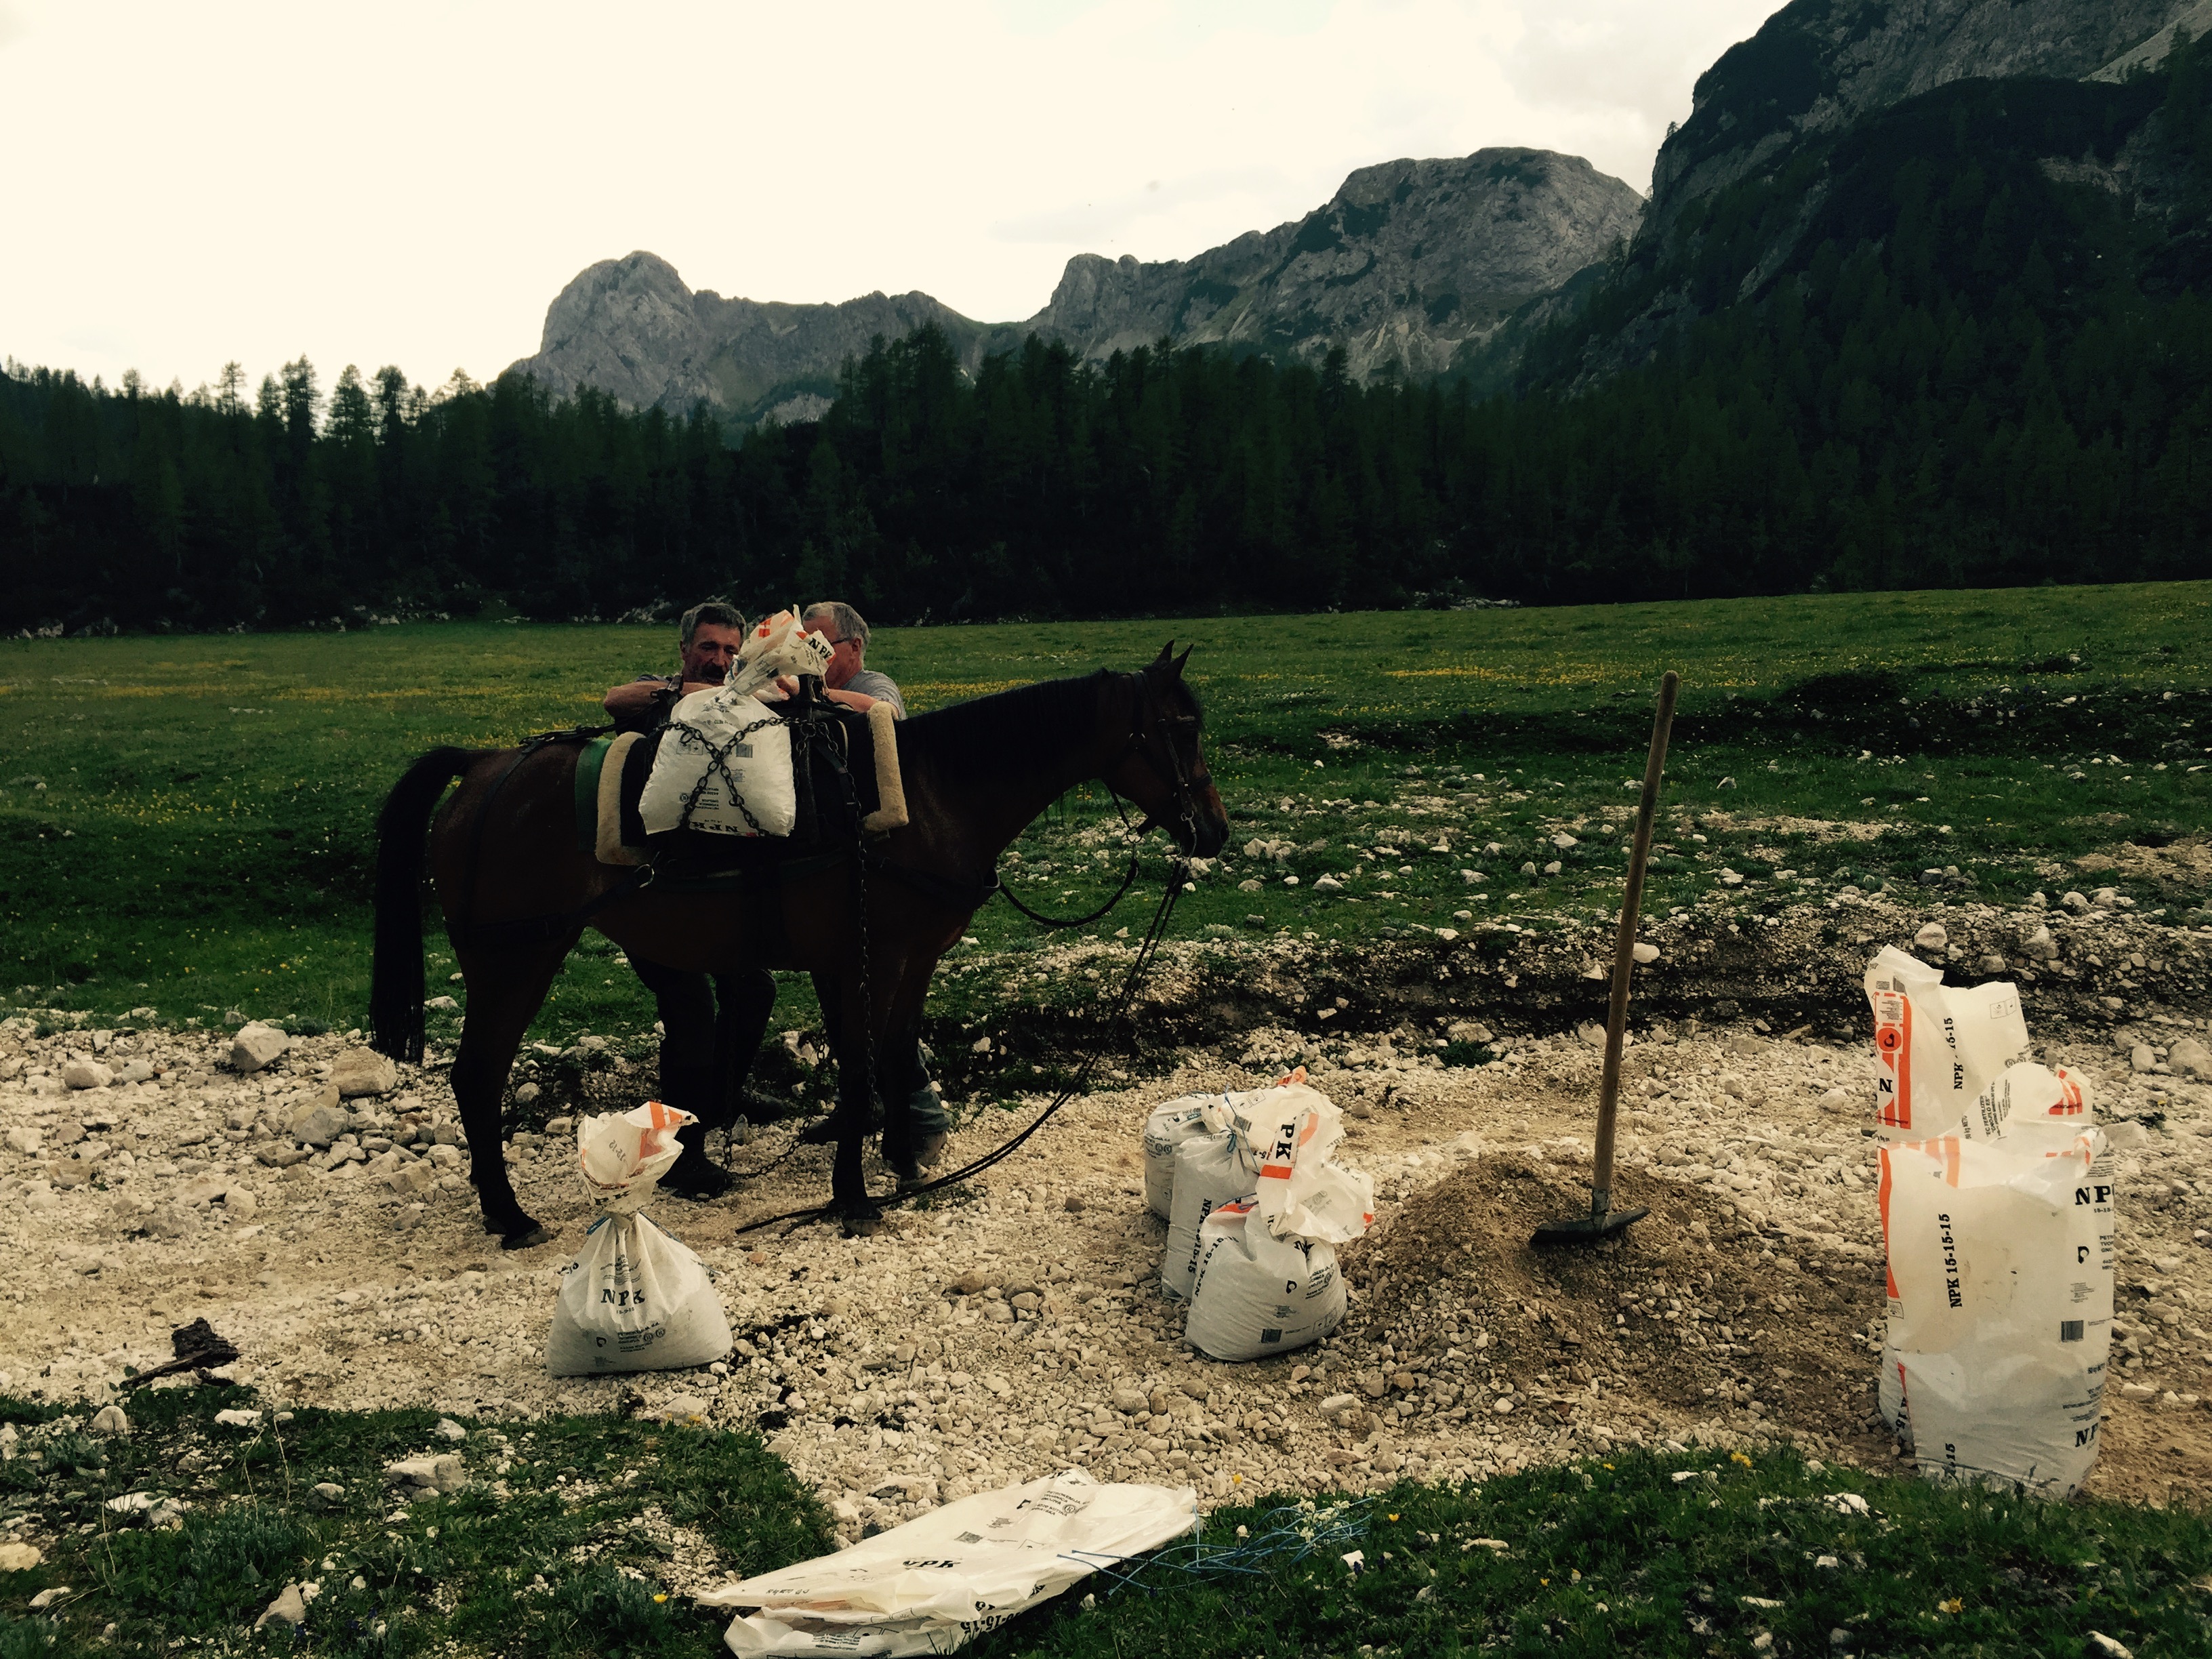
[968,1449,2212,1658]
[1,583,2207,1048]
[6,1389,2206,1656]
[0,1385,828,1657]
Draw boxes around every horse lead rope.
[729,850,1191,1236]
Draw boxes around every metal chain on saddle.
[667,712,780,835]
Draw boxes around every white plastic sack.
[1864,946,2030,1136]
[1162,1124,1259,1301]
[548,1210,733,1376]
[729,607,834,697]
[1142,1097,1223,1221]
[699,1468,1194,1656]
[1248,1086,1374,1246]
[639,689,796,838]
[1183,1198,1346,1363]
[1877,1125,2113,1494]
[550,1101,733,1376]
[578,1099,692,1212]
[1141,1071,1307,1220]
[1959,1061,2095,1142]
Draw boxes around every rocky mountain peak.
[1650,0,2194,234]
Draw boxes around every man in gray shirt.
[802,600,905,718]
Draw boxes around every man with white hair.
[802,601,905,719]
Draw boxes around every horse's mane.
[900,670,1118,782]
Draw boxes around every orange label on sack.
[2045,1067,2087,1116]
[1872,989,1911,1130]
[1877,1145,1899,1300]
[1257,1109,1322,1181]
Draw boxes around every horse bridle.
[1120,670,1206,851]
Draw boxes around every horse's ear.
[1172,644,1193,678]
[1150,641,1176,672]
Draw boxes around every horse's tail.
[369,746,481,1064]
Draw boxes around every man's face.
[815,626,863,691]
[681,622,743,685]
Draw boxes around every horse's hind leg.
[451,941,570,1250]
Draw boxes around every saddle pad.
[860,699,907,834]
[575,733,651,867]
[639,689,796,838]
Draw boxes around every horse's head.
[1109,643,1229,859]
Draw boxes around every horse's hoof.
[914,1132,948,1170]
[484,1212,548,1247]
[836,1196,884,1238]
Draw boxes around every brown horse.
[367,645,1229,1248]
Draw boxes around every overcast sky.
[1,0,1784,397]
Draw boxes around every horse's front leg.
[876,955,947,1187]
[819,966,884,1237]
[449,939,571,1250]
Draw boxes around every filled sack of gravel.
[1142,1097,1225,1221]
[1183,1197,1346,1363]
[1162,1121,1261,1301]
[1246,1086,1372,1246]
[1864,945,2030,1138]
[700,1467,1195,1656]
[1877,1119,2112,1496]
[548,1101,731,1376]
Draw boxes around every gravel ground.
[2,909,2209,1545]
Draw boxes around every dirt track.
[2,988,2207,1542]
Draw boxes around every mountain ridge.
[506,147,1642,420]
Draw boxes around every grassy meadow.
[0,582,2207,1045]
[1,1387,2207,1658]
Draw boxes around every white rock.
[288,1098,347,1147]
[0,1543,41,1572]
[2087,1633,2134,1659]
[1914,922,1946,951]
[331,1047,398,1098]
[213,1408,262,1429]
[2170,1037,2211,1079]
[26,1588,68,1610]
[255,1584,308,1630]
[89,1405,129,1435]
[1818,1088,1853,1115]
[385,1454,466,1493]
[3,1128,41,1156]
[432,1418,468,1442]
[2131,1045,2156,1073]
[61,1060,112,1090]
[230,1023,289,1073]
[1632,942,1660,964]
